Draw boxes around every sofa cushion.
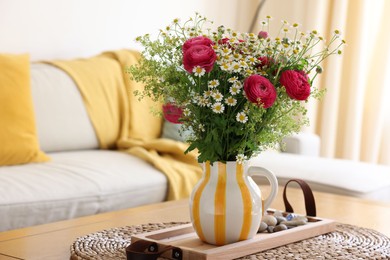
[0,150,167,231]
[250,152,390,203]
[0,54,49,166]
[30,63,99,152]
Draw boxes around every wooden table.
[1,185,389,260]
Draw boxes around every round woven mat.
[70,222,390,260]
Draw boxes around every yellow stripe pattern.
[236,162,252,240]
[214,162,227,245]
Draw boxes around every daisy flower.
[233,53,242,60]
[212,91,223,101]
[231,62,241,72]
[208,79,220,88]
[246,56,257,65]
[212,102,225,113]
[236,154,248,164]
[221,47,231,55]
[183,108,191,116]
[193,66,205,76]
[229,85,240,95]
[236,112,248,123]
[198,97,209,107]
[203,90,212,98]
[239,60,249,71]
[233,81,243,89]
[225,96,237,106]
[228,77,238,83]
[221,62,231,71]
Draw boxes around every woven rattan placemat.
[70,222,390,259]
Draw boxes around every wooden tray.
[131,210,336,260]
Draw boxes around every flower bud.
[258,31,268,39]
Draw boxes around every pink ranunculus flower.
[258,31,268,39]
[182,36,214,53]
[162,103,183,124]
[279,70,311,100]
[183,45,217,73]
[243,75,277,108]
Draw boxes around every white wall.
[0,0,257,61]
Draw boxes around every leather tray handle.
[126,240,182,260]
[283,179,317,217]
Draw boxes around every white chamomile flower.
[291,22,300,28]
[236,154,248,164]
[229,85,240,95]
[221,62,230,71]
[233,53,242,60]
[239,60,248,69]
[246,56,257,65]
[198,124,205,132]
[183,108,191,116]
[203,90,212,98]
[228,77,238,83]
[236,112,248,123]
[198,97,209,107]
[208,79,220,88]
[223,54,233,61]
[193,66,205,76]
[229,38,239,44]
[244,69,254,76]
[225,96,237,106]
[212,102,225,113]
[221,47,231,55]
[212,91,223,102]
[233,81,243,89]
[231,62,241,72]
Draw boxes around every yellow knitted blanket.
[46,50,201,200]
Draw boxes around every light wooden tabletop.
[1,185,389,260]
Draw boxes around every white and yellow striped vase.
[189,161,278,245]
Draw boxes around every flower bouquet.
[129,13,344,164]
[129,13,345,246]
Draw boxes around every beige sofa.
[0,62,168,231]
[1,55,390,233]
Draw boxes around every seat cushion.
[0,150,167,231]
[250,152,390,203]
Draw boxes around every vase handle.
[247,166,278,210]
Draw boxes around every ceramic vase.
[189,161,278,245]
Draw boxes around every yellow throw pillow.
[0,53,49,165]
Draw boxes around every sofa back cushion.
[30,63,99,153]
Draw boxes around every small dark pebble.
[274,224,288,232]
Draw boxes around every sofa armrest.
[282,133,321,157]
